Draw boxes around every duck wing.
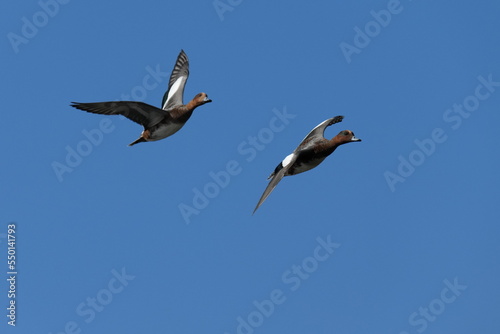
[253,153,298,214]
[162,50,189,111]
[296,116,344,151]
[71,101,167,128]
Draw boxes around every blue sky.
[2,1,500,333]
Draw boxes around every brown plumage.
[254,116,361,214]
[70,50,212,146]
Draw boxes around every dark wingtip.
[70,102,82,110]
[329,115,344,125]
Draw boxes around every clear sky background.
[2,1,500,333]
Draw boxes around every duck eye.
[342,131,349,136]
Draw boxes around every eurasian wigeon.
[253,116,361,213]
[71,50,212,146]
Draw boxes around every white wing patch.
[163,77,184,109]
[282,153,295,167]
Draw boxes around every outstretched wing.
[253,153,298,214]
[71,101,167,128]
[162,50,189,111]
[295,116,344,151]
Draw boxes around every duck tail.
[128,137,146,146]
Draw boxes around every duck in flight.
[71,50,212,146]
[253,116,361,214]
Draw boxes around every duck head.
[192,92,212,107]
[334,130,362,145]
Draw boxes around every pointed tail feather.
[128,137,146,146]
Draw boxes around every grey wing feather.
[71,101,167,128]
[296,116,344,151]
[253,154,298,214]
[162,50,189,110]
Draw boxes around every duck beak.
[204,96,212,103]
[351,136,362,142]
